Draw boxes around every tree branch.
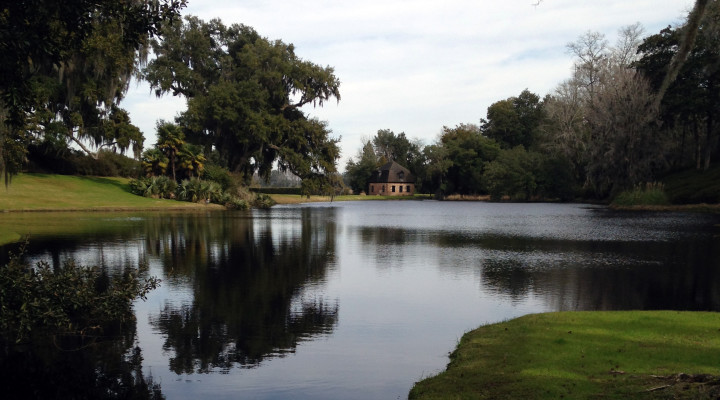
[65,130,98,160]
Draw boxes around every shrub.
[0,245,160,344]
[253,193,276,209]
[202,164,238,193]
[225,197,249,210]
[129,176,177,199]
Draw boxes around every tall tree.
[566,31,609,101]
[437,124,500,195]
[0,0,186,181]
[585,65,660,196]
[156,121,185,181]
[635,3,720,170]
[344,141,380,194]
[145,16,341,184]
[482,89,544,149]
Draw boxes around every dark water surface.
[1,202,719,399]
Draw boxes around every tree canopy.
[145,16,341,183]
[0,0,186,183]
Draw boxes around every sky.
[122,0,695,171]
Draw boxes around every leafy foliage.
[1,1,186,182]
[0,245,159,345]
[482,89,544,149]
[145,16,341,185]
[437,124,501,195]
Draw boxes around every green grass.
[612,183,670,206]
[410,311,720,399]
[0,173,223,211]
[0,174,224,245]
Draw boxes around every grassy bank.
[269,193,431,204]
[410,311,720,399]
[0,173,224,212]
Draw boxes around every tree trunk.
[653,0,710,111]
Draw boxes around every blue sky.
[123,0,695,170]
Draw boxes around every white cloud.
[123,0,694,169]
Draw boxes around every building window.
[406,185,411,193]
[370,185,374,193]
[399,186,403,193]
[381,186,385,193]
[391,186,396,193]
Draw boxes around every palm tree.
[177,143,206,179]
[156,121,185,181]
[141,148,168,177]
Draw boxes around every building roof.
[369,161,415,184]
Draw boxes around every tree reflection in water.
[0,323,163,400]
[145,208,339,373]
[356,222,720,311]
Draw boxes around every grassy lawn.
[410,311,720,399]
[0,174,223,245]
[0,173,223,211]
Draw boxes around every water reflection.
[0,322,163,400]
[1,203,719,399]
[143,209,339,373]
[350,204,720,311]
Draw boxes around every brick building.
[367,161,415,196]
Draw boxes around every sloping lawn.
[0,174,221,211]
[410,311,720,399]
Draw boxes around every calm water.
[1,202,719,399]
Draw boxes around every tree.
[141,148,168,177]
[635,4,720,170]
[481,89,544,149]
[541,24,665,198]
[0,0,186,180]
[566,30,609,100]
[585,65,660,196]
[542,78,589,182]
[483,146,538,201]
[177,143,206,179]
[145,16,341,184]
[344,141,380,194]
[0,0,185,122]
[436,124,501,195]
[371,129,423,167]
[421,143,452,196]
[652,0,711,111]
[156,121,185,181]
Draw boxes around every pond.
[1,201,719,399]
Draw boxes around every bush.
[129,176,177,199]
[0,245,159,344]
[612,182,670,206]
[202,164,238,193]
[253,193,276,209]
[225,197,249,210]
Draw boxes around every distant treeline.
[346,10,720,202]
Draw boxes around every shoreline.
[0,204,225,213]
[410,311,720,399]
